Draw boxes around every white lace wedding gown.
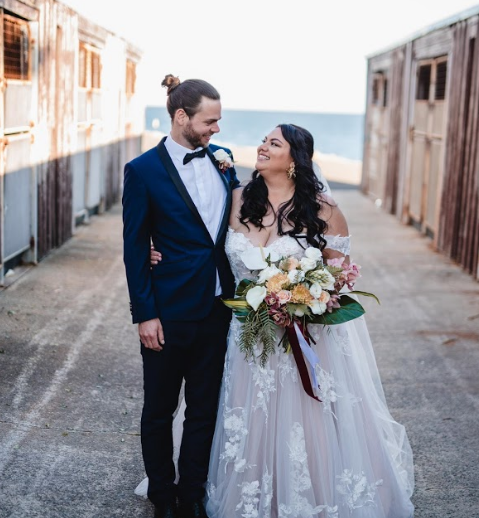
[204,230,414,518]
[135,229,414,517]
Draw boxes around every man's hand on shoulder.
[139,318,165,351]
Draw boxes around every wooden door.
[408,57,448,236]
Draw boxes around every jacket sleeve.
[227,149,241,189]
[122,163,158,324]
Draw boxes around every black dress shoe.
[154,502,178,518]
[178,500,208,518]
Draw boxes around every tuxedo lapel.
[156,138,212,241]
[206,147,232,245]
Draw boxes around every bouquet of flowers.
[223,244,378,399]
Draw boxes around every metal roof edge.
[366,4,479,59]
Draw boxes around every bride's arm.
[318,195,351,263]
[229,187,244,229]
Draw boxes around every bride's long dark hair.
[239,124,328,249]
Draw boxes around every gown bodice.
[225,228,351,284]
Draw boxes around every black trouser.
[140,298,231,505]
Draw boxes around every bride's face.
[255,127,292,176]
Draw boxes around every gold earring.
[287,162,296,180]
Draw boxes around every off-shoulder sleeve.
[324,234,351,256]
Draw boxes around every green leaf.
[235,279,253,296]
[309,295,365,325]
[349,290,381,304]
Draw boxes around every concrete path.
[0,190,478,517]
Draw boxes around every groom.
[122,75,239,518]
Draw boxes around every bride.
[146,124,414,517]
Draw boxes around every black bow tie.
[183,148,207,165]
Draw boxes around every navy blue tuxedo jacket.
[123,137,240,324]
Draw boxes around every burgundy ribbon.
[286,323,321,402]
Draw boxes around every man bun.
[161,74,181,95]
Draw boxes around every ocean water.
[145,107,364,161]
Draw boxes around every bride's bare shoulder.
[318,194,349,235]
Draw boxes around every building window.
[372,72,388,107]
[79,43,88,88]
[126,59,136,95]
[372,77,380,104]
[417,64,431,100]
[435,61,447,101]
[3,15,30,80]
[79,42,102,89]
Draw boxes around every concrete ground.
[0,186,478,518]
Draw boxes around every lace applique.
[262,468,273,516]
[206,481,216,500]
[251,357,276,419]
[234,467,273,518]
[236,480,261,518]
[348,393,363,406]
[278,350,298,386]
[336,469,383,511]
[220,409,253,473]
[278,423,330,517]
[324,234,351,256]
[331,328,352,356]
[314,367,340,418]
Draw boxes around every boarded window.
[4,15,30,80]
[417,65,431,100]
[126,60,136,95]
[383,78,388,107]
[79,42,101,89]
[372,77,380,104]
[435,61,447,100]
[372,73,388,107]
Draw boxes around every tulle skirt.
[205,316,414,518]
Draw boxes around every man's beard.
[183,122,208,149]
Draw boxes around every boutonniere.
[213,149,234,173]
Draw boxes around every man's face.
[182,97,221,148]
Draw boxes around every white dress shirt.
[164,134,227,295]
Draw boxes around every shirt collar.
[165,133,205,163]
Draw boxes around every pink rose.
[276,290,292,305]
[327,257,345,268]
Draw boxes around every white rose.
[304,247,323,261]
[309,299,327,315]
[317,270,335,290]
[300,257,317,272]
[309,282,323,299]
[294,308,305,317]
[240,247,279,270]
[257,265,281,284]
[213,149,230,162]
[288,269,305,283]
[246,285,267,311]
